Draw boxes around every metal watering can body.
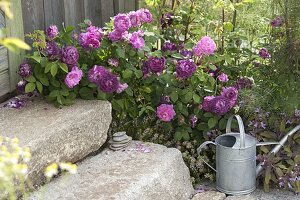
[196,115,298,195]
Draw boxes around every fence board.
[21,0,45,35]
[0,70,10,97]
[84,0,102,27]
[64,0,85,30]
[7,0,25,91]
[124,0,136,12]
[43,0,65,29]
[0,11,5,28]
[135,0,139,10]
[0,47,8,73]
[114,0,125,14]
[100,0,115,26]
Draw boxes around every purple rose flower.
[202,96,215,112]
[129,31,145,49]
[46,25,59,39]
[142,61,151,77]
[176,59,197,79]
[162,42,177,52]
[271,16,283,28]
[108,30,124,42]
[221,87,238,107]
[160,13,173,28]
[147,56,166,73]
[259,48,271,59]
[218,73,229,82]
[86,26,103,39]
[79,32,101,49]
[98,72,119,93]
[114,13,131,32]
[137,8,153,23]
[160,95,171,104]
[209,96,231,116]
[235,77,254,90]
[189,115,198,128]
[64,66,83,88]
[79,26,103,50]
[17,80,27,93]
[88,65,109,83]
[156,104,176,122]
[18,63,32,78]
[180,49,193,59]
[116,82,128,93]
[108,58,119,67]
[193,36,216,56]
[128,11,141,27]
[208,67,221,78]
[4,97,26,109]
[61,46,79,65]
[46,41,60,58]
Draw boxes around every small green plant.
[0,136,31,200]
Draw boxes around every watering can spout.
[256,124,300,176]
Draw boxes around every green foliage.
[0,137,31,200]
[141,0,300,192]
[243,109,300,193]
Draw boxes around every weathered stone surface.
[225,188,299,200]
[30,141,194,200]
[192,191,226,200]
[193,181,297,200]
[225,195,256,200]
[0,95,111,188]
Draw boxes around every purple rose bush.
[18,9,242,140]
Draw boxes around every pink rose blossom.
[114,13,131,32]
[137,8,153,23]
[156,104,176,122]
[116,83,128,93]
[65,66,83,88]
[193,36,216,56]
[129,31,145,49]
[218,73,229,82]
[128,11,141,27]
[202,96,215,112]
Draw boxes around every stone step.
[191,184,298,200]
[29,141,194,200]
[0,95,111,188]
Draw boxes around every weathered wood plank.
[21,0,45,34]
[100,0,115,25]
[113,0,125,14]
[124,0,136,12]
[135,0,139,10]
[43,0,65,29]
[0,47,8,73]
[0,11,5,28]
[64,0,85,31]
[84,0,102,27]
[0,70,10,97]
[6,0,26,91]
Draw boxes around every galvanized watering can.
[197,115,300,195]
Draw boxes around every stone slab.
[225,188,299,200]
[29,141,194,200]
[0,95,112,188]
[192,191,226,200]
[193,181,298,200]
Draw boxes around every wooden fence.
[22,0,139,35]
[0,0,139,102]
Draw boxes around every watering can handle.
[197,141,217,172]
[226,115,246,148]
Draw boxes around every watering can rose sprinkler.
[197,115,300,195]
